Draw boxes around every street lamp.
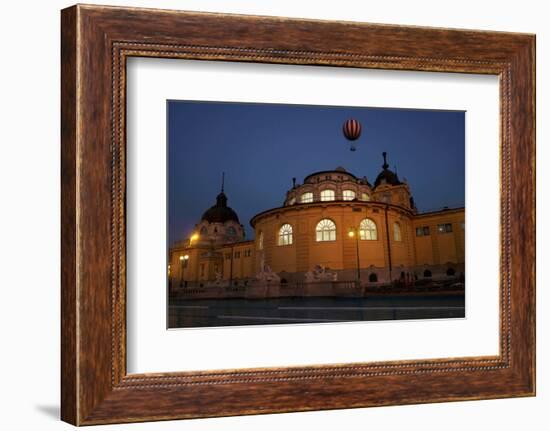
[179,254,189,287]
[348,227,361,283]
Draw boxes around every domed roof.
[303,167,358,183]
[374,170,401,187]
[201,191,240,224]
[374,152,402,187]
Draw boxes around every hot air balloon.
[342,118,361,151]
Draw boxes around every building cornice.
[303,169,359,183]
[250,200,414,227]
[414,207,465,218]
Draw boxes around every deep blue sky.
[168,101,465,246]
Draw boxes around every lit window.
[257,231,264,250]
[416,226,430,236]
[316,219,336,242]
[342,190,356,201]
[301,192,313,203]
[278,224,293,246]
[320,189,335,201]
[359,218,377,240]
[393,222,402,241]
[437,223,453,233]
[361,193,370,201]
[288,197,296,205]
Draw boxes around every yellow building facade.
[169,155,464,289]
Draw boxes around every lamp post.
[348,227,361,284]
[179,254,189,287]
[229,245,234,287]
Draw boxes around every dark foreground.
[168,294,465,328]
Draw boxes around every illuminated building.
[169,153,465,289]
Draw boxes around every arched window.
[288,197,296,205]
[257,231,264,250]
[200,226,207,235]
[226,226,236,236]
[369,273,378,282]
[342,190,356,201]
[446,267,456,276]
[316,219,336,242]
[423,269,432,278]
[361,193,370,201]
[301,192,313,203]
[320,189,335,202]
[278,224,293,246]
[359,218,377,240]
[393,222,402,241]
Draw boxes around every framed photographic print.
[165,100,466,330]
[61,4,535,425]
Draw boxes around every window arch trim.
[300,191,314,204]
[359,218,378,240]
[316,218,337,242]
[393,221,402,242]
[278,223,293,246]
[342,189,356,201]
[257,231,264,250]
[320,189,336,202]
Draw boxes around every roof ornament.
[382,152,389,170]
[221,171,225,193]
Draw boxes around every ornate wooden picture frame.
[61,4,535,425]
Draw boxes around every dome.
[374,169,401,187]
[303,168,358,183]
[374,152,402,187]
[201,192,240,224]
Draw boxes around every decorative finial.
[382,152,389,170]
[292,177,296,188]
[221,172,225,193]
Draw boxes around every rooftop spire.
[382,152,389,170]
[215,172,228,207]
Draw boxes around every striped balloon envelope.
[342,118,362,151]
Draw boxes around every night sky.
[168,101,465,246]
